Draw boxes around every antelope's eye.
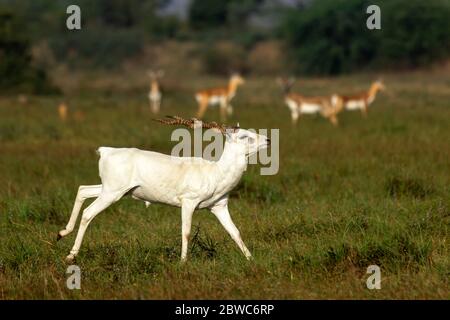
[239,135,248,140]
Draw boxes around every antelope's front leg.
[226,101,233,116]
[180,200,197,262]
[197,100,208,119]
[361,102,368,117]
[219,98,228,121]
[210,198,252,260]
[291,110,299,125]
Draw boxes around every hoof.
[65,254,75,263]
[56,232,62,241]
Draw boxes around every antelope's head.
[373,79,386,92]
[225,125,270,156]
[276,77,295,94]
[230,74,245,86]
[148,70,165,81]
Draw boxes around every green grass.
[0,71,449,299]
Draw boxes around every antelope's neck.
[228,80,239,97]
[151,81,159,93]
[215,142,247,190]
[368,84,379,101]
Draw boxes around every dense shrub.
[200,42,248,76]
[0,9,58,94]
[189,0,229,30]
[49,28,145,69]
[144,15,183,40]
[280,0,450,75]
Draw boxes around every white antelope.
[195,73,245,120]
[148,70,164,114]
[277,77,343,126]
[57,116,270,263]
[335,80,385,117]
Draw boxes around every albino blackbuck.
[335,80,385,117]
[277,77,343,126]
[148,70,164,114]
[57,116,270,263]
[195,74,245,120]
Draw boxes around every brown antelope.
[195,73,245,120]
[58,102,68,122]
[58,102,85,122]
[148,70,164,114]
[18,94,28,105]
[277,77,343,126]
[335,80,385,117]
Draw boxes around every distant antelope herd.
[56,69,385,126]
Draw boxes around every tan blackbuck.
[148,70,164,114]
[277,77,343,126]
[58,102,68,122]
[335,80,385,117]
[57,102,85,122]
[195,74,245,120]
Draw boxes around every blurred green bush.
[280,0,450,75]
[0,9,59,94]
[200,41,249,76]
[49,28,145,69]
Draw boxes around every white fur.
[206,96,223,106]
[147,70,164,114]
[285,98,323,124]
[345,100,365,110]
[149,91,161,114]
[58,128,270,263]
[300,103,321,114]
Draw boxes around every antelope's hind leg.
[329,114,339,126]
[65,190,124,263]
[58,185,102,240]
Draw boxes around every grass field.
[0,70,449,299]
